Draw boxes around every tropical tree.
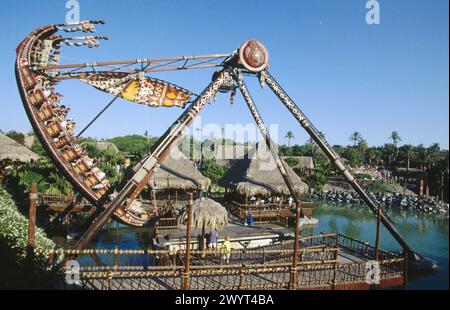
[415,144,427,171]
[342,147,364,168]
[389,131,402,147]
[383,143,396,166]
[400,144,415,173]
[427,143,441,169]
[306,131,325,158]
[349,132,362,147]
[356,138,369,163]
[366,147,382,166]
[388,131,402,164]
[285,131,294,147]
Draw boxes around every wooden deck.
[72,248,404,290]
[41,233,406,290]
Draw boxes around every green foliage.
[30,138,48,157]
[284,157,299,168]
[0,186,55,250]
[354,173,372,180]
[5,130,25,145]
[307,169,327,190]
[0,187,57,288]
[16,158,72,195]
[307,154,332,190]
[367,181,397,193]
[84,142,102,159]
[108,135,157,157]
[341,147,363,168]
[201,160,226,185]
[0,235,59,289]
[83,143,125,185]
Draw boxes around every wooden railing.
[35,233,406,290]
[39,193,74,205]
[157,217,179,229]
[228,200,314,225]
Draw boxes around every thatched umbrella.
[181,197,228,250]
[0,133,40,163]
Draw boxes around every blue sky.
[1,0,448,148]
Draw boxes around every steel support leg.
[74,69,230,250]
[260,70,420,260]
[233,70,302,288]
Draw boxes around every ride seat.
[20,67,37,90]
[28,89,46,106]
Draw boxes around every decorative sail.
[78,72,193,107]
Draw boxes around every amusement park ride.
[15,19,431,267]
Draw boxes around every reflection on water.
[303,201,449,290]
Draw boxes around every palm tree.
[307,131,325,158]
[427,143,441,169]
[388,131,402,164]
[285,131,294,147]
[349,132,362,147]
[356,138,369,163]
[416,144,427,171]
[389,131,402,148]
[402,144,415,173]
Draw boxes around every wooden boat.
[14,23,151,226]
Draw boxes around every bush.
[108,135,157,157]
[367,181,397,193]
[201,160,226,185]
[0,235,59,289]
[0,186,59,289]
[284,157,299,168]
[307,170,328,190]
[16,159,72,195]
[0,186,55,249]
[354,173,372,180]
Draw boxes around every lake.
[304,201,449,290]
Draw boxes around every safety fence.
[36,233,406,290]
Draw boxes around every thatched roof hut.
[148,147,211,191]
[219,143,309,197]
[281,156,314,170]
[92,141,120,153]
[0,133,40,163]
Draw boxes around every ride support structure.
[15,20,432,269]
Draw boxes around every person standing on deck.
[247,213,254,226]
[222,236,232,264]
[209,230,218,250]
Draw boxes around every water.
[67,202,449,290]
[304,201,449,290]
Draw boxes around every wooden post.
[419,177,424,196]
[375,205,382,261]
[403,250,409,287]
[151,189,158,215]
[27,182,38,252]
[108,272,113,290]
[291,203,301,290]
[183,192,193,290]
[239,269,244,290]
[113,246,119,271]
